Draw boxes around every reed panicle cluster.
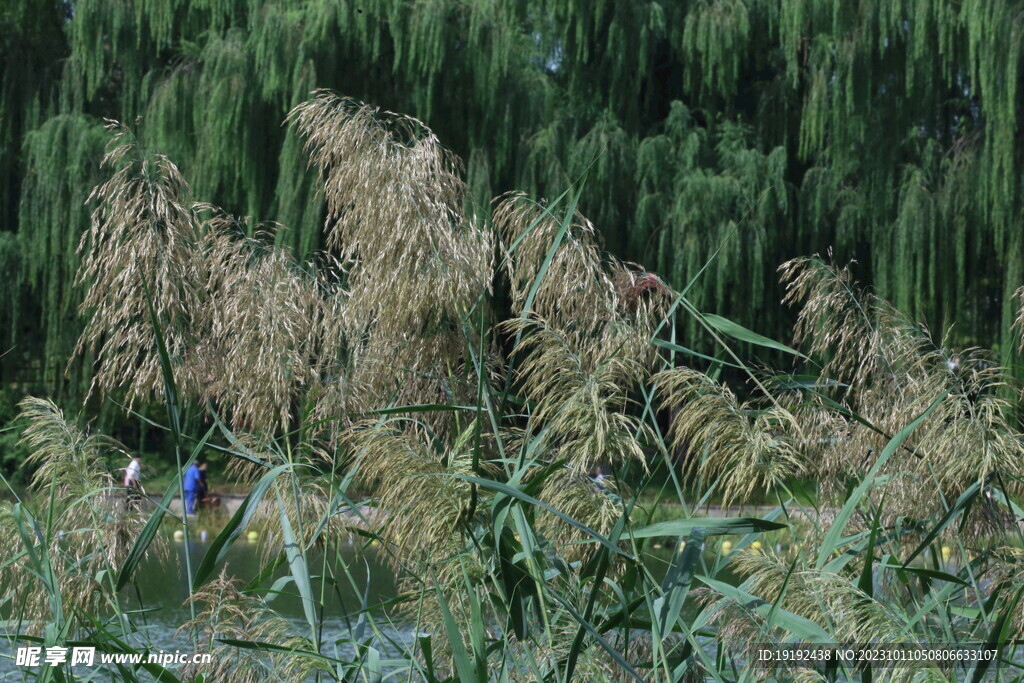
[75,121,205,404]
[779,256,882,388]
[345,420,479,566]
[179,568,329,682]
[197,221,321,432]
[495,193,671,368]
[732,550,904,643]
[781,256,1024,529]
[692,587,796,682]
[503,318,648,474]
[341,421,502,665]
[74,123,327,436]
[496,193,613,341]
[533,468,624,566]
[18,397,123,502]
[290,91,494,425]
[725,550,947,681]
[488,199,671,582]
[287,92,465,264]
[986,547,1024,638]
[37,89,1024,680]
[1,398,147,627]
[74,93,499,444]
[655,367,801,508]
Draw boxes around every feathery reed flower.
[180,568,329,681]
[75,122,206,404]
[781,256,1024,534]
[654,368,801,508]
[2,398,149,628]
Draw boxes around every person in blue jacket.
[183,460,208,515]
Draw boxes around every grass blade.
[816,392,947,568]
[193,463,297,585]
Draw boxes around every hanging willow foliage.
[4,0,1024,399]
[18,116,109,392]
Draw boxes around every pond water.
[130,534,413,664]
[0,533,408,678]
[158,536,391,611]
[0,529,741,679]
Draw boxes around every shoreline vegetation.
[1,90,1024,682]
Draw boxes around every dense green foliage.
[4,0,1024,402]
[5,2,1024,679]
[4,88,1024,680]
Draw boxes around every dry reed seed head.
[221,431,282,486]
[502,318,649,473]
[371,419,497,667]
[289,92,494,434]
[510,630,619,681]
[535,468,626,566]
[316,328,482,443]
[785,257,960,399]
[345,421,479,564]
[781,256,1024,527]
[196,224,322,433]
[0,503,21,597]
[917,378,1023,488]
[180,567,328,681]
[257,478,339,562]
[985,547,1024,638]
[496,195,672,375]
[780,256,886,389]
[698,567,921,683]
[5,399,153,625]
[306,272,424,445]
[732,551,950,682]
[18,397,117,499]
[838,361,1020,525]
[1015,285,1024,351]
[495,193,619,341]
[0,503,56,629]
[654,368,802,508]
[695,589,790,681]
[76,124,329,437]
[79,101,495,444]
[288,92,491,325]
[288,92,464,252]
[75,121,206,405]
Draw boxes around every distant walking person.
[184,460,208,515]
[124,454,143,510]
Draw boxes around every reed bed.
[2,92,1023,681]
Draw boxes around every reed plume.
[654,367,801,508]
[2,398,148,628]
[179,568,329,681]
[196,220,321,433]
[504,318,649,475]
[289,91,494,429]
[781,256,1024,532]
[75,121,206,404]
[495,193,672,369]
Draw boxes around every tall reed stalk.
[2,93,1023,681]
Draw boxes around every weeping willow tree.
[4,0,1024,402]
[20,91,1024,678]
